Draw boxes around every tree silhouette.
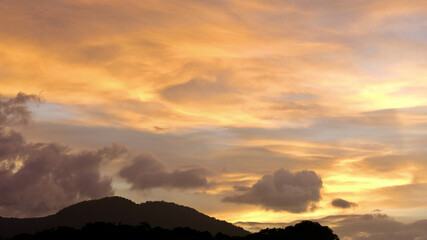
[4,220,339,240]
[245,221,339,240]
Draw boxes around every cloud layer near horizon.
[237,213,427,240]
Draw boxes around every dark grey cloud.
[119,153,209,190]
[0,93,125,217]
[0,142,117,217]
[331,198,358,209]
[223,169,322,213]
[0,92,41,126]
[96,142,128,159]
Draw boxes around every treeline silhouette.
[1,220,339,240]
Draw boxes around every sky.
[1,0,427,239]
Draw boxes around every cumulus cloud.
[0,142,118,217]
[119,153,209,190]
[0,93,125,217]
[223,169,322,213]
[331,198,358,209]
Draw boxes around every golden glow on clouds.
[2,0,427,225]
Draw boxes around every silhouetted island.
[0,197,340,240]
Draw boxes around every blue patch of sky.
[27,102,83,122]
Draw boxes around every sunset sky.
[2,1,427,239]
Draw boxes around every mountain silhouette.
[0,196,249,238]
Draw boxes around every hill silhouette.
[0,196,248,238]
